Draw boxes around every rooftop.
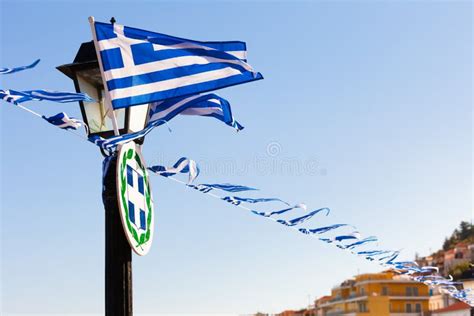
[431,301,471,313]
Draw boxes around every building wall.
[320,272,430,316]
[444,243,472,275]
[367,296,390,316]
[430,294,457,311]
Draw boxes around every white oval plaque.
[116,142,154,256]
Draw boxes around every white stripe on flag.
[103,55,253,82]
[180,107,221,116]
[109,67,242,100]
[100,38,246,60]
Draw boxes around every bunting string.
[148,157,474,306]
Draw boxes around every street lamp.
[57,41,149,141]
[57,40,153,315]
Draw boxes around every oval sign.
[116,142,154,256]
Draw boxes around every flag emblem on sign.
[117,142,154,256]
[126,164,147,231]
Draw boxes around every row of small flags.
[0,60,94,133]
[148,157,474,306]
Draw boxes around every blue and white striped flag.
[92,21,263,109]
[42,112,85,131]
[0,59,40,75]
[148,157,200,184]
[149,93,244,131]
[198,183,257,192]
[276,207,330,227]
[89,119,170,151]
[90,93,242,151]
[222,196,289,206]
[298,224,349,235]
[0,89,93,105]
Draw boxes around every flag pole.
[88,16,133,316]
[88,16,120,136]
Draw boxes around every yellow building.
[317,271,430,316]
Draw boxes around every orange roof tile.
[431,301,471,313]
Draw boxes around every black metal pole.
[102,155,133,316]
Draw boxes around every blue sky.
[1,1,472,315]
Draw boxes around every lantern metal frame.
[57,41,148,143]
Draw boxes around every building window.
[413,287,418,296]
[358,302,368,312]
[406,303,412,313]
[415,303,421,312]
[382,286,388,296]
[360,287,365,296]
[406,287,419,296]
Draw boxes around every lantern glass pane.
[128,103,149,133]
[77,73,125,134]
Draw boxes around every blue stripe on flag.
[131,44,246,66]
[111,72,262,109]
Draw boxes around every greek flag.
[42,112,85,131]
[0,89,93,105]
[89,119,170,151]
[92,21,263,109]
[0,59,40,75]
[198,183,257,192]
[149,93,243,131]
[148,157,200,184]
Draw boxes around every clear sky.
[1,1,472,315]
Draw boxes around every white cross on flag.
[90,19,262,110]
